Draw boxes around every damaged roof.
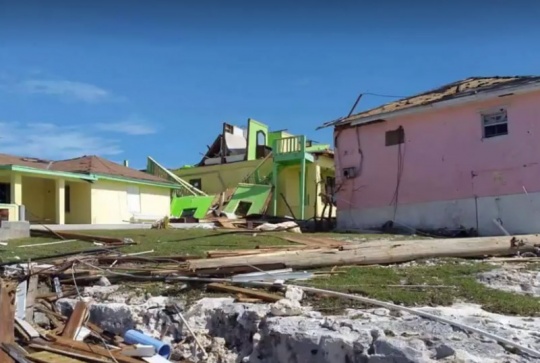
[0,154,170,183]
[320,76,540,129]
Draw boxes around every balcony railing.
[274,135,306,155]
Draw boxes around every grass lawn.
[0,229,412,263]
[2,229,539,316]
[0,229,294,263]
[305,259,540,316]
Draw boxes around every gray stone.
[285,286,303,302]
[372,308,390,317]
[477,268,540,297]
[33,312,51,329]
[373,337,432,363]
[434,344,456,360]
[269,299,304,317]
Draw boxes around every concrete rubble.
[53,284,540,363]
[3,230,540,362]
[478,267,540,297]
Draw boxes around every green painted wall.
[171,195,214,219]
[224,183,272,215]
[247,119,269,161]
[268,131,294,150]
[306,144,331,153]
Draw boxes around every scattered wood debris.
[30,230,135,246]
[1,226,539,363]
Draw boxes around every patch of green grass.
[0,229,295,263]
[305,260,540,316]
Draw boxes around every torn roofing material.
[319,76,540,129]
[0,153,170,183]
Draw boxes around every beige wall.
[275,163,320,219]
[139,185,171,218]
[175,160,265,194]
[21,177,86,223]
[21,176,56,223]
[90,180,171,224]
[65,181,92,224]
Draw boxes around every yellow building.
[173,119,336,220]
[0,154,178,224]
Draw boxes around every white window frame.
[481,108,508,139]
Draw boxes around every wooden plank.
[62,301,88,339]
[25,275,39,323]
[193,263,287,277]
[15,318,40,340]
[48,335,143,363]
[189,235,540,271]
[29,344,115,363]
[18,239,78,248]
[0,280,16,363]
[207,283,282,302]
[30,230,127,245]
[1,343,31,363]
[28,351,87,363]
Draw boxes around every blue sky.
[0,0,539,169]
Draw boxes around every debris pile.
[1,230,540,362]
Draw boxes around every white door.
[127,186,141,213]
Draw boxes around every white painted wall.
[91,180,171,224]
[337,191,540,236]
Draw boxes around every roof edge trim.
[95,173,181,189]
[2,165,99,180]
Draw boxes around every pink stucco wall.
[335,90,540,211]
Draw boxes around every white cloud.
[0,122,122,159]
[18,79,113,103]
[96,117,157,135]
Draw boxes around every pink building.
[324,76,540,235]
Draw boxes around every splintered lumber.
[194,263,287,277]
[96,255,197,264]
[188,234,540,270]
[206,246,308,258]
[18,239,78,248]
[29,345,115,363]
[0,247,121,267]
[1,343,31,363]
[274,234,348,248]
[62,301,89,339]
[207,283,282,302]
[0,280,17,363]
[28,351,87,363]
[25,275,39,322]
[30,230,131,245]
[15,318,40,340]
[46,335,141,363]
